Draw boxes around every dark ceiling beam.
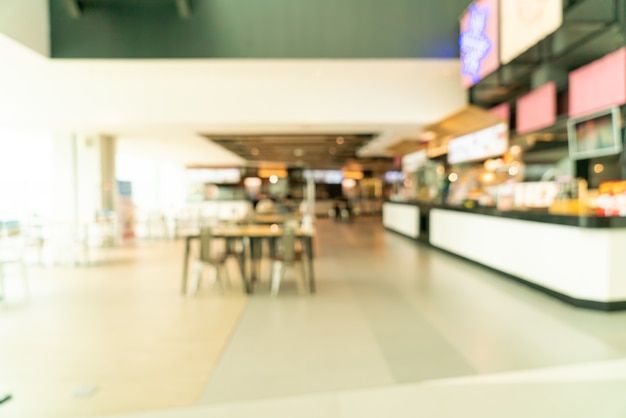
[64,0,83,18]
[174,0,192,18]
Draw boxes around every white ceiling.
[0,33,467,166]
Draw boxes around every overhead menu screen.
[447,123,509,165]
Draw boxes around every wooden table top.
[185,224,314,239]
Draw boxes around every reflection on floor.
[2,217,626,417]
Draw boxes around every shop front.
[384,0,626,311]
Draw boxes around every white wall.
[0,130,54,220]
[116,150,189,215]
[0,35,467,164]
[0,0,49,56]
[117,134,244,167]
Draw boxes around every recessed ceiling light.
[329,147,337,155]
[336,136,345,145]
[251,147,259,156]
[293,148,304,157]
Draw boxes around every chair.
[269,224,307,296]
[190,228,243,295]
[255,198,277,215]
[0,227,29,301]
[41,222,90,266]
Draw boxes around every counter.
[382,202,421,239]
[383,200,626,311]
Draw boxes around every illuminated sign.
[186,168,241,184]
[447,123,508,165]
[516,81,557,134]
[304,170,343,184]
[402,150,427,173]
[501,0,562,64]
[459,0,499,88]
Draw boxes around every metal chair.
[0,227,29,301]
[190,227,243,295]
[269,224,307,296]
[41,222,90,266]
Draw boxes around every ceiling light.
[293,148,304,157]
[342,179,357,188]
[269,175,278,184]
[244,177,262,188]
[481,172,496,183]
[250,147,259,156]
[336,136,345,145]
[329,147,337,155]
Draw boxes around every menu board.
[303,170,343,184]
[402,150,427,173]
[447,123,509,165]
[186,168,241,184]
[500,0,563,64]
[569,48,626,119]
[516,81,557,134]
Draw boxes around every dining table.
[181,223,315,295]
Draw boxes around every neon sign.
[459,0,499,88]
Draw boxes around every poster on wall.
[459,0,500,88]
[500,0,563,64]
[117,180,136,241]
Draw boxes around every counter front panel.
[384,200,626,309]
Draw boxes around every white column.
[50,133,116,222]
[51,133,78,222]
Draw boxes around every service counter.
[383,200,626,311]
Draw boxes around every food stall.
[383,0,626,310]
[383,57,626,311]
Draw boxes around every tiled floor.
[2,217,626,417]
[0,240,248,417]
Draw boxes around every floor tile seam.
[179,359,626,415]
[350,279,479,384]
[191,294,251,407]
[397,296,608,377]
[185,381,396,412]
[198,286,395,405]
[417,356,626,387]
[409,236,626,348]
[112,364,612,418]
[388,255,626,374]
[340,279,403,388]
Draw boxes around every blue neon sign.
[459,3,493,85]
